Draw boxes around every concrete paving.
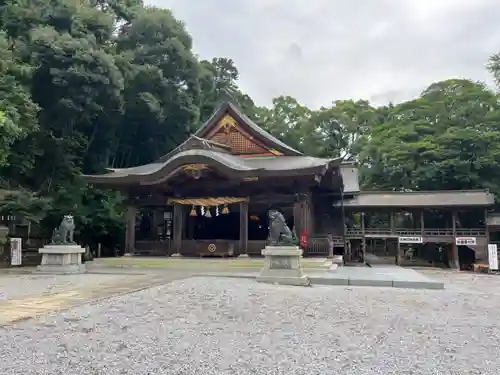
[200,264,445,290]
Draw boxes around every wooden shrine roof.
[338,190,494,208]
[83,101,349,189]
[84,149,342,185]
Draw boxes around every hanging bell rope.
[215,206,220,216]
[189,205,197,217]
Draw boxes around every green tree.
[112,7,202,167]
[0,31,39,171]
[302,100,378,159]
[199,57,255,122]
[359,79,500,197]
[254,96,311,152]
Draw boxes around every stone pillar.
[238,201,249,258]
[450,210,459,270]
[125,205,137,256]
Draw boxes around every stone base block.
[36,245,86,274]
[331,255,344,265]
[257,246,311,287]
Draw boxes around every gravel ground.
[1,273,500,375]
[0,273,127,300]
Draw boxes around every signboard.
[456,237,476,246]
[398,236,423,244]
[10,237,22,266]
[488,244,499,271]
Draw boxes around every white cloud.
[147,0,500,108]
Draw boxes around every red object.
[300,230,308,248]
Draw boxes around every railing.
[346,228,486,237]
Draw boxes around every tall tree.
[199,57,255,122]
[302,100,378,159]
[359,79,500,197]
[253,96,311,152]
[0,31,38,173]
[112,7,202,167]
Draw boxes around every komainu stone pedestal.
[257,246,311,286]
[37,245,86,274]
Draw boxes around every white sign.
[456,237,476,246]
[398,236,423,244]
[10,238,22,266]
[488,244,498,271]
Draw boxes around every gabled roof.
[195,101,303,156]
[337,190,494,208]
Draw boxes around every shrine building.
[84,101,495,269]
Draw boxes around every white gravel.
[0,273,127,300]
[1,274,500,375]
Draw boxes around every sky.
[147,0,500,109]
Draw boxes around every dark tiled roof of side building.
[337,190,494,208]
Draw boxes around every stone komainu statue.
[267,209,295,246]
[51,215,76,245]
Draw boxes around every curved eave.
[83,152,342,187]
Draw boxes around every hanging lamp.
[205,207,212,218]
[189,205,197,217]
[222,204,230,214]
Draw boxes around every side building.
[83,102,495,269]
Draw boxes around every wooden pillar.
[484,208,490,264]
[125,205,137,255]
[451,210,459,270]
[293,201,303,236]
[172,203,183,256]
[361,212,366,263]
[153,209,163,240]
[293,194,312,237]
[238,201,249,257]
[420,211,425,233]
[396,240,402,265]
[391,212,402,264]
[390,211,396,233]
